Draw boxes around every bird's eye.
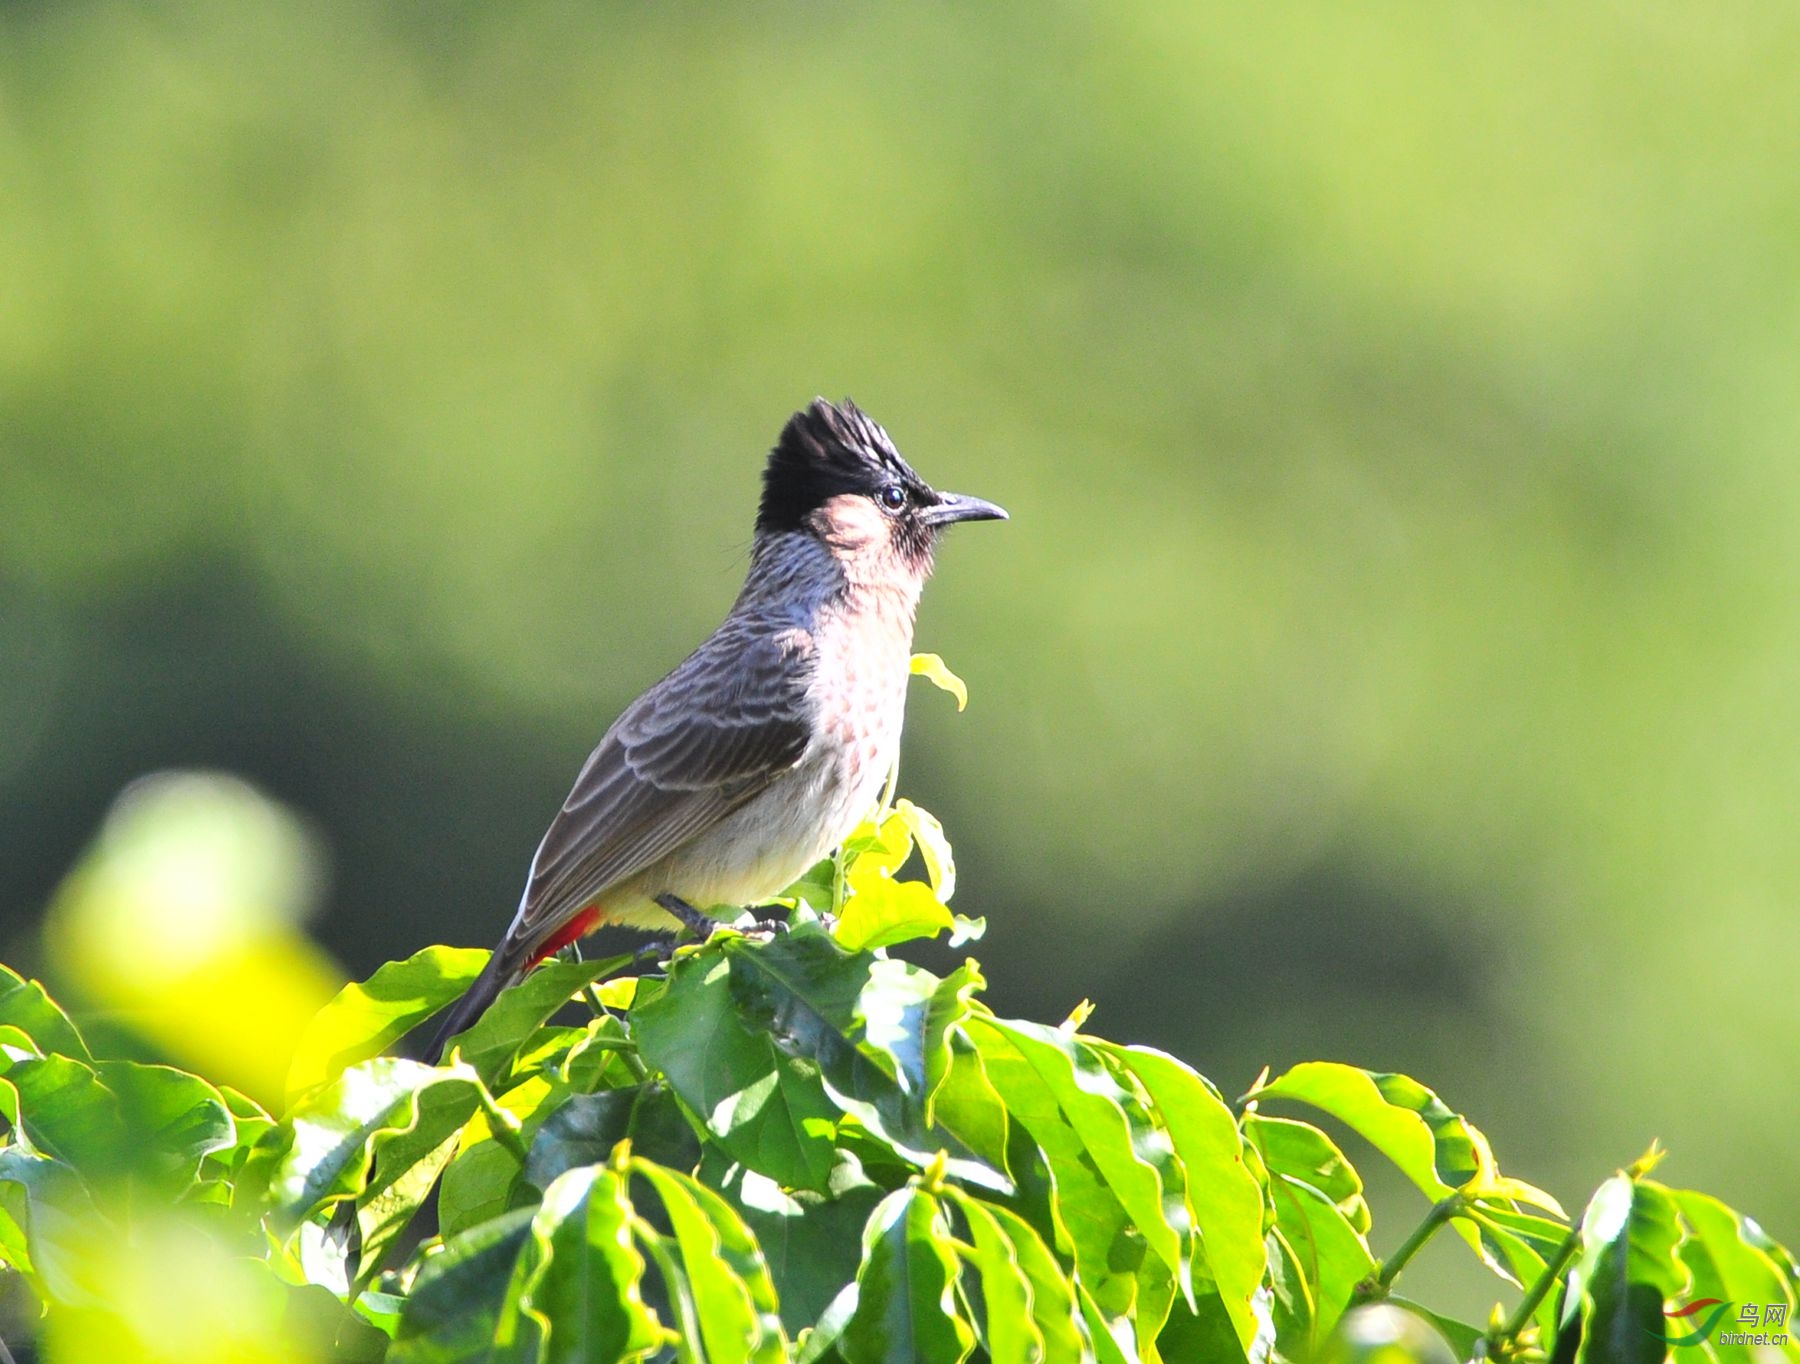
[877,484,908,512]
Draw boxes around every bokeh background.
[4,0,1799,1334]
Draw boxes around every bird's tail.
[415,947,522,1064]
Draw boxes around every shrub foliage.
[2,752,1797,1361]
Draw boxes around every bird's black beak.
[920,491,1009,527]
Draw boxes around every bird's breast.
[628,600,913,916]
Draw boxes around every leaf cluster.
[3,796,1796,1362]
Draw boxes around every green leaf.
[0,965,91,1065]
[909,652,968,710]
[1250,1063,1483,1194]
[1459,1203,1560,1339]
[892,799,956,901]
[389,1207,537,1364]
[925,1033,1010,1175]
[969,1020,1138,1323]
[0,1052,123,1179]
[517,1164,668,1363]
[944,1188,1089,1364]
[637,931,1003,1193]
[731,1165,884,1339]
[525,1085,699,1193]
[947,1194,1040,1364]
[1317,1303,1462,1364]
[286,945,489,1102]
[444,955,636,1088]
[1154,1288,1255,1364]
[1265,1174,1375,1344]
[633,1159,788,1363]
[633,1225,706,1364]
[1249,1062,1560,1278]
[1385,1297,1484,1360]
[834,861,954,951]
[0,1147,106,1307]
[1568,1175,1684,1364]
[841,1186,976,1364]
[841,807,914,879]
[1264,1224,1316,1360]
[354,1074,483,1286]
[439,1130,527,1241]
[97,1060,236,1196]
[216,1084,275,1158]
[972,1018,1185,1283]
[1244,1115,1369,1232]
[1076,1279,1140,1364]
[854,957,952,1101]
[253,1057,473,1234]
[1667,1184,1796,1364]
[633,943,842,1192]
[922,961,985,1115]
[1107,1046,1269,1355]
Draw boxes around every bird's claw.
[740,916,790,940]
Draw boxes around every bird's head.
[757,398,1007,578]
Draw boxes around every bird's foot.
[655,893,719,938]
[740,915,791,940]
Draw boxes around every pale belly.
[603,731,896,928]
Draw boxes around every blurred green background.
[4,0,1797,1303]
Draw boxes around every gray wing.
[505,618,814,955]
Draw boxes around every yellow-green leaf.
[909,654,968,711]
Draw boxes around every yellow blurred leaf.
[909,653,968,711]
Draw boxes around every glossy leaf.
[634,942,842,1191]
[1668,1184,1796,1364]
[0,1147,105,1306]
[1385,1297,1484,1360]
[1567,1175,1684,1364]
[633,1159,787,1363]
[925,1032,1011,1175]
[957,1195,1041,1362]
[0,965,92,1065]
[972,1019,1139,1321]
[519,1164,667,1363]
[1076,1280,1140,1364]
[639,930,1002,1193]
[1244,1115,1369,1233]
[892,799,956,901]
[921,961,985,1113]
[973,1018,1185,1281]
[1265,1175,1374,1344]
[443,955,636,1088]
[945,1187,1090,1364]
[727,1166,885,1338]
[286,945,488,1102]
[841,1187,975,1364]
[1250,1062,1561,1276]
[835,859,954,952]
[389,1207,536,1364]
[354,1074,482,1285]
[256,1057,470,1233]
[1108,1045,1269,1354]
[98,1060,237,1195]
[525,1085,699,1193]
[0,1052,121,1177]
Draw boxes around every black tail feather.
[416,949,521,1063]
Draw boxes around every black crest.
[757,398,928,534]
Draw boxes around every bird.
[422,398,1006,1061]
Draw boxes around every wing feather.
[504,621,813,954]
